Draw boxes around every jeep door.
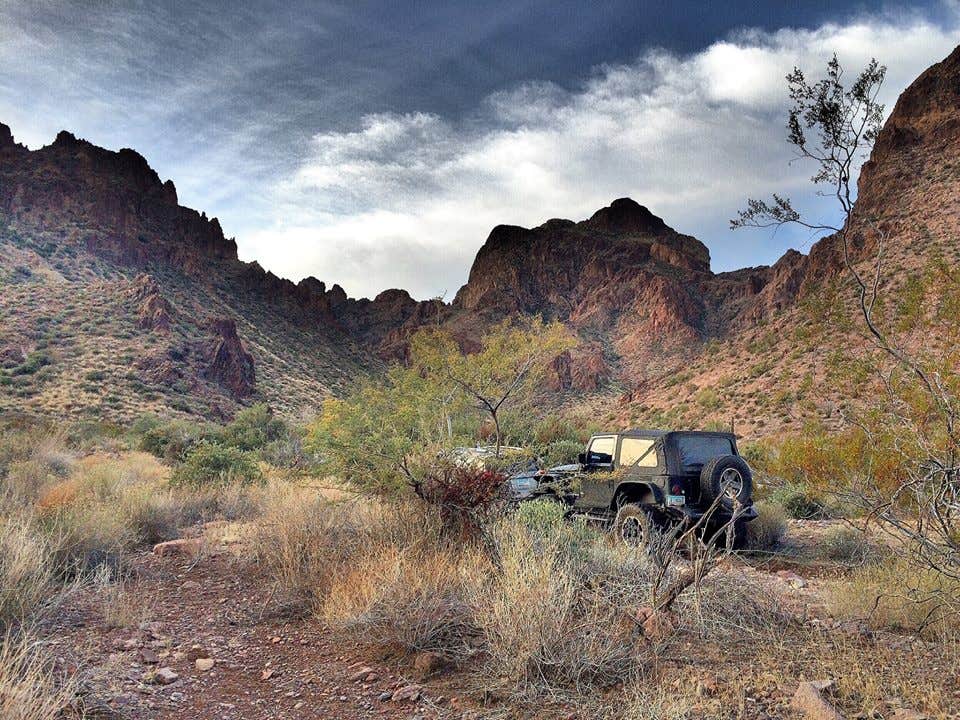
[574,435,617,509]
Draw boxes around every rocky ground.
[36,519,898,720]
[48,531,451,720]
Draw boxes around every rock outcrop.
[203,319,256,399]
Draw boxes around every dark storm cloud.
[1,1,958,298]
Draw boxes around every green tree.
[733,54,960,594]
[411,317,575,457]
[306,364,471,494]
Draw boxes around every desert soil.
[42,521,847,720]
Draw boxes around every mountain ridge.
[2,44,958,433]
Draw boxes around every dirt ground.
[37,520,927,720]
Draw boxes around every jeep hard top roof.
[617,429,736,440]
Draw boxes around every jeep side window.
[619,438,658,468]
[586,436,616,465]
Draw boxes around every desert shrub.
[768,482,827,519]
[537,439,583,468]
[744,501,787,551]
[0,513,59,630]
[821,525,876,563]
[0,632,77,720]
[471,513,650,695]
[171,443,263,489]
[48,503,136,576]
[218,404,287,452]
[828,556,960,639]
[9,351,50,376]
[414,462,506,533]
[136,418,218,463]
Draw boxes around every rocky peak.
[0,123,13,149]
[584,198,670,235]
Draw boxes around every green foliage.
[135,417,218,463]
[307,364,467,494]
[171,443,263,489]
[309,319,574,493]
[767,482,826,520]
[695,388,721,410]
[537,440,583,468]
[411,317,575,453]
[8,351,51,377]
[219,404,287,451]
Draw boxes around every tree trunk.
[491,410,501,458]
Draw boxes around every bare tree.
[732,55,960,610]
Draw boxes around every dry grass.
[744,500,787,551]
[95,567,152,629]
[0,513,59,631]
[828,554,960,639]
[0,632,77,720]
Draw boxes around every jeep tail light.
[671,484,684,495]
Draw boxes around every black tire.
[700,455,753,509]
[612,503,661,549]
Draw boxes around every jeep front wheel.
[612,504,658,549]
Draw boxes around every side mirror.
[577,452,587,465]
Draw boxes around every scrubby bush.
[219,404,288,452]
[821,524,875,563]
[744,500,787,551]
[171,443,263,489]
[767,482,827,519]
[828,555,960,638]
[413,462,506,534]
[135,417,218,463]
[0,632,77,720]
[0,513,59,630]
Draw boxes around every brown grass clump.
[828,555,960,639]
[0,632,77,720]
[0,513,59,631]
[744,500,787,551]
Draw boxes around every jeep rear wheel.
[613,504,659,549]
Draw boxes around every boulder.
[791,680,843,720]
[152,538,202,558]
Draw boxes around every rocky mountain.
[2,45,958,433]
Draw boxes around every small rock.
[195,658,215,672]
[146,667,179,686]
[792,680,842,720]
[139,649,159,665]
[412,652,442,679]
[378,692,392,702]
[892,710,927,720]
[392,684,423,703]
[152,538,203,557]
[261,668,276,681]
[349,666,374,682]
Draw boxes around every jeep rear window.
[676,435,734,470]
[587,436,616,464]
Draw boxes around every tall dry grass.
[0,513,60,632]
[0,633,77,720]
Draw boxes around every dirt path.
[47,538,451,720]
[43,520,852,720]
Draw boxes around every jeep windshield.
[676,435,734,471]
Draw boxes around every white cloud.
[246,14,960,300]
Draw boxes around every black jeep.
[510,429,756,548]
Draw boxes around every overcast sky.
[2,1,959,299]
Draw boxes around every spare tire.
[700,455,753,509]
